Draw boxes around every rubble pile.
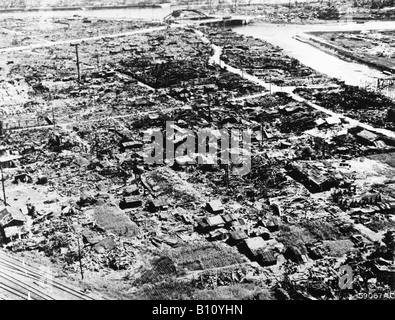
[205,28,337,87]
[0,17,165,48]
[119,28,264,99]
[205,2,339,24]
[1,18,395,300]
[295,85,395,131]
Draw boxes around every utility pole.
[225,163,229,187]
[1,167,7,206]
[52,104,55,127]
[95,132,99,159]
[94,52,100,71]
[49,92,55,127]
[206,91,211,118]
[70,43,81,83]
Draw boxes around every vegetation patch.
[94,205,139,237]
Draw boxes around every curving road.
[201,32,395,140]
[233,21,395,87]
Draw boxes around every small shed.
[284,246,306,264]
[119,196,143,209]
[257,250,277,266]
[241,236,267,258]
[13,173,33,184]
[222,213,238,224]
[356,130,379,145]
[197,215,225,233]
[265,216,281,232]
[206,200,225,214]
[0,155,21,169]
[208,228,229,241]
[0,206,26,228]
[147,198,169,212]
[206,215,225,228]
[228,229,248,245]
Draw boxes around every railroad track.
[0,250,108,300]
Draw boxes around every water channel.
[2,7,395,94]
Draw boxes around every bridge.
[164,9,252,27]
[197,16,252,27]
[163,9,211,22]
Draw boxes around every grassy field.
[368,152,395,169]
[94,204,139,237]
[169,243,246,271]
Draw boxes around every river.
[2,7,395,94]
[200,32,395,140]
[233,21,395,91]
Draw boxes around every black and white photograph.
[0,0,394,308]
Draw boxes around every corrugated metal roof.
[0,207,26,227]
[244,237,266,251]
[258,250,277,263]
[207,200,224,212]
[4,226,20,238]
[325,116,341,125]
[206,215,225,226]
[356,130,378,142]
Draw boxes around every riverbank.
[204,26,395,133]
[296,32,395,75]
[232,22,394,89]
